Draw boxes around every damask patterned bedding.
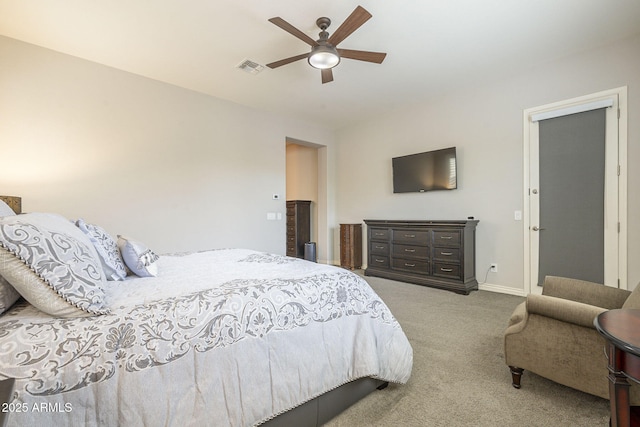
[0,212,413,427]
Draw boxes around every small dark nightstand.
[340,224,362,270]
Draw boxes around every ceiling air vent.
[236,59,266,75]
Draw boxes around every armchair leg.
[509,366,524,389]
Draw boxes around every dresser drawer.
[433,247,461,262]
[370,241,390,255]
[433,230,461,246]
[433,263,462,280]
[392,244,429,259]
[392,258,429,274]
[370,228,390,241]
[392,229,429,245]
[370,255,390,269]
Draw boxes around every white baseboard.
[478,282,526,297]
[354,264,526,297]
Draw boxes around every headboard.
[0,196,21,214]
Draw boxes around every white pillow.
[0,213,109,317]
[0,274,21,314]
[0,200,16,217]
[117,235,159,277]
[76,219,127,281]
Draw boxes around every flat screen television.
[392,147,457,193]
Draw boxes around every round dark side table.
[595,309,640,427]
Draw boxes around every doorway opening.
[285,138,328,263]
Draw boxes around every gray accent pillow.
[0,201,20,314]
[0,274,20,314]
[76,219,127,281]
[117,235,159,277]
[0,213,109,317]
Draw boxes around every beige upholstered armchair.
[504,276,640,402]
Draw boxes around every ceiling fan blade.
[337,49,386,64]
[268,17,318,47]
[328,6,372,46]
[321,68,334,84]
[266,53,308,69]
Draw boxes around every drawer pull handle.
[440,236,453,240]
[375,245,385,249]
[440,252,453,256]
[404,248,416,253]
[376,259,385,263]
[404,234,416,238]
[440,268,454,272]
[405,263,416,267]
[375,232,385,236]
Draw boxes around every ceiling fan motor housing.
[308,16,339,69]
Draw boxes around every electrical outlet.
[490,263,498,273]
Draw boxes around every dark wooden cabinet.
[286,200,311,258]
[364,219,479,294]
[340,224,362,270]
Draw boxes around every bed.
[0,204,413,426]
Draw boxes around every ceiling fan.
[266,5,386,84]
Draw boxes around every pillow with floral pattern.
[76,218,127,281]
[0,213,109,316]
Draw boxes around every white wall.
[335,34,640,295]
[286,144,319,202]
[0,36,336,257]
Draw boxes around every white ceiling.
[1,0,639,130]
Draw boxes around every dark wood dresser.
[364,219,479,294]
[286,200,311,258]
[340,224,362,270]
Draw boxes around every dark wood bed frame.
[0,379,15,427]
[261,378,388,427]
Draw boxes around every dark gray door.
[537,109,606,285]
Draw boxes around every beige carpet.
[324,274,610,427]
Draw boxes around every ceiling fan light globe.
[308,46,340,69]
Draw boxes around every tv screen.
[392,147,457,193]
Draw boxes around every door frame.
[523,87,628,294]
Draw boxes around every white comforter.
[0,249,413,426]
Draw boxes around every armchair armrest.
[526,294,607,329]
[543,276,631,309]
